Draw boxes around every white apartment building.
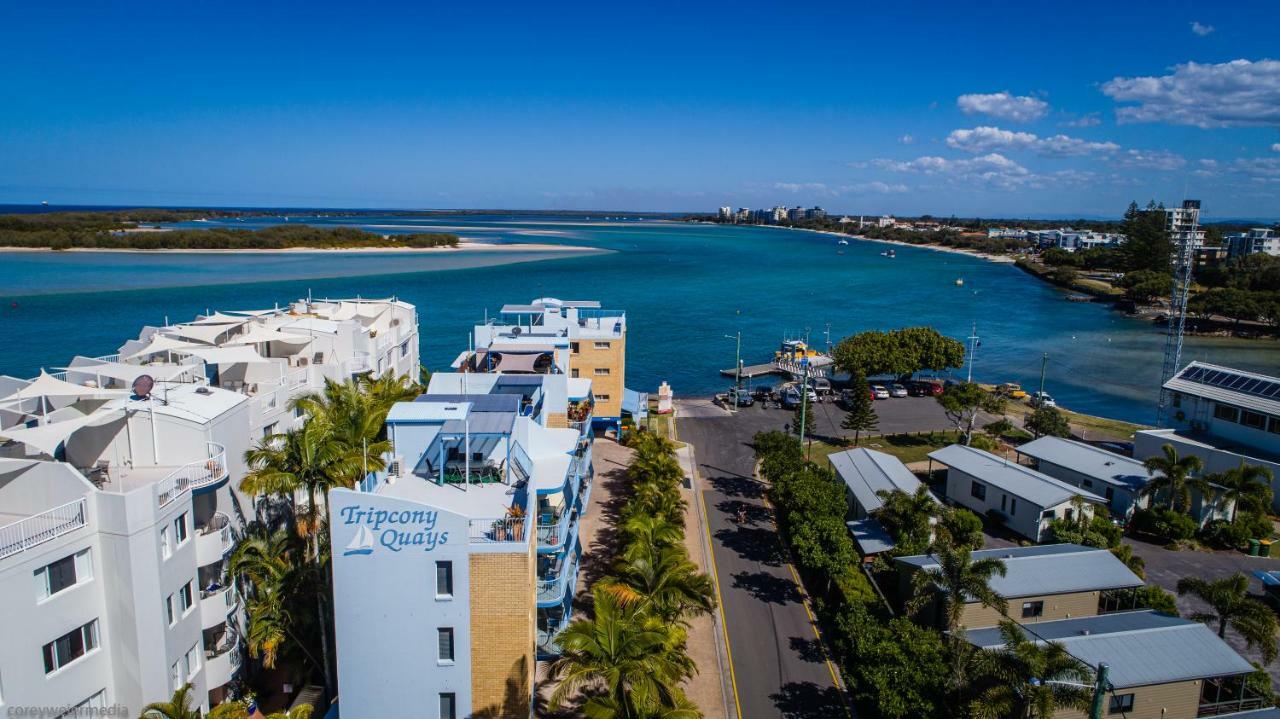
[1162,200,1206,250]
[1226,228,1280,258]
[0,297,420,714]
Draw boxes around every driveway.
[677,412,849,719]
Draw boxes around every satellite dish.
[511,326,523,336]
[132,374,155,399]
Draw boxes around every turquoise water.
[1,215,1275,424]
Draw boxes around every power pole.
[1039,353,1048,397]
[966,322,979,383]
[799,357,810,456]
[1089,663,1110,719]
[724,332,742,414]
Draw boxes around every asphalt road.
[678,410,849,719]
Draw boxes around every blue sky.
[1,0,1277,218]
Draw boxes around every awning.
[225,326,314,346]
[60,360,195,384]
[176,346,266,366]
[168,322,246,345]
[0,412,111,457]
[189,312,250,325]
[120,335,204,361]
[0,372,132,402]
[491,352,550,373]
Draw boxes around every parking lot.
[705,391,959,441]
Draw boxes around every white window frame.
[165,593,176,626]
[173,513,189,546]
[593,367,610,376]
[184,643,201,678]
[160,525,172,559]
[42,619,99,674]
[435,561,453,598]
[593,341,611,350]
[437,627,455,665]
[35,548,93,602]
[179,580,195,615]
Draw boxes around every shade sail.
[0,412,110,457]
[189,312,249,325]
[176,346,265,366]
[224,326,314,346]
[61,360,195,384]
[168,322,246,345]
[0,372,132,402]
[493,352,550,373]
[120,335,203,361]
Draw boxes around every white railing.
[0,499,88,560]
[469,517,528,543]
[156,443,228,508]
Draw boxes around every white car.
[889,383,908,398]
[1031,391,1057,408]
[870,385,890,400]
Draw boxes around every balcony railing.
[469,516,528,544]
[537,505,576,550]
[537,619,567,657]
[537,544,581,605]
[196,512,234,565]
[157,442,228,508]
[0,499,88,561]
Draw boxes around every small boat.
[837,239,849,245]
[955,278,965,286]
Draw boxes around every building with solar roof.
[1137,362,1280,509]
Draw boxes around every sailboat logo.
[344,526,375,556]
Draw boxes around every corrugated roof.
[929,444,1105,507]
[846,518,895,555]
[1165,361,1280,417]
[965,611,1255,688]
[416,393,517,434]
[1016,437,1150,492]
[829,448,928,513]
[897,543,1142,598]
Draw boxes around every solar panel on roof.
[1179,366,1280,402]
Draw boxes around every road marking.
[679,419,744,719]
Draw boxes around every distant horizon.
[2,203,1277,225]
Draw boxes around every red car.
[909,380,944,396]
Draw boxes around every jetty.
[719,362,781,379]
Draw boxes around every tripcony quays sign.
[337,497,455,557]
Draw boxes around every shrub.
[939,508,985,550]
[1130,507,1197,542]
[1048,514,1123,548]
[1135,585,1179,615]
[1199,519,1254,550]
[968,433,1001,452]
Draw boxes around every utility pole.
[1039,353,1048,397]
[1089,663,1110,719]
[966,322,979,383]
[799,357,810,456]
[823,322,832,355]
[724,332,742,413]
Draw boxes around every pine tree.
[792,403,811,438]
[840,376,879,446]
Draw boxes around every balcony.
[468,516,528,544]
[537,499,578,552]
[0,499,88,561]
[196,513,234,566]
[1198,675,1268,716]
[204,632,242,689]
[156,442,228,507]
[537,613,570,659]
[567,400,593,435]
[200,585,238,630]
[537,539,582,607]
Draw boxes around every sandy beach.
[0,241,608,255]
[756,224,1019,264]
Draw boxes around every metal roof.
[964,611,1255,688]
[897,544,1142,598]
[928,444,1105,507]
[416,393,518,435]
[846,518,895,555]
[1016,437,1150,492]
[1214,709,1280,719]
[1165,361,1280,417]
[829,448,928,514]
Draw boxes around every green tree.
[1140,443,1209,514]
[1041,247,1081,267]
[968,621,1092,719]
[982,418,1015,439]
[840,375,879,445]
[1026,406,1071,438]
[1190,287,1263,327]
[139,684,201,719]
[832,603,950,718]
[227,526,325,676]
[1209,464,1275,524]
[791,402,812,439]
[600,546,715,625]
[790,514,857,593]
[907,542,1008,631]
[872,486,938,555]
[1177,573,1278,663]
[937,383,1007,445]
[938,507,985,550]
[1119,200,1174,274]
[832,327,965,378]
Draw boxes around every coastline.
[767,224,1018,264]
[0,241,607,255]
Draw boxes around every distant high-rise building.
[772,206,788,223]
[787,206,805,222]
[1163,200,1206,250]
[806,206,827,220]
[1226,228,1279,258]
[717,206,732,220]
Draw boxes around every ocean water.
[0,214,1275,425]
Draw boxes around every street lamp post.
[725,332,741,413]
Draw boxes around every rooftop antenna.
[966,322,980,383]
[1157,198,1200,426]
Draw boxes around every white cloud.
[1187,156,1280,183]
[773,182,828,194]
[841,181,909,195]
[898,134,915,145]
[1190,21,1214,36]
[1112,149,1186,170]
[873,152,1036,190]
[1272,143,1280,152]
[946,126,1119,156]
[956,92,1049,122]
[1062,113,1101,128]
[1102,59,1280,128]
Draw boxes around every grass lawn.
[1058,407,1149,440]
[646,412,687,448]
[803,429,962,466]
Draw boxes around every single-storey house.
[929,444,1104,542]
[829,447,935,558]
[896,543,1144,629]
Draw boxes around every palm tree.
[907,541,1008,631]
[209,702,315,719]
[619,514,684,560]
[1209,463,1275,523]
[547,588,695,718]
[1141,443,1208,514]
[139,684,201,719]
[601,546,715,624]
[227,526,325,675]
[872,486,937,553]
[1177,573,1278,663]
[969,621,1092,719]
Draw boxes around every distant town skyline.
[1,0,1277,218]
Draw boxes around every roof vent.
[195,387,212,395]
[1079,629,1091,636]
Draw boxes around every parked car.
[725,388,754,407]
[998,383,1029,399]
[908,380,944,397]
[807,377,833,397]
[870,385,890,400]
[889,383,909,398]
[1031,391,1056,408]
[751,386,776,401]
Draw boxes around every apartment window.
[173,513,189,546]
[593,367,610,376]
[1021,601,1044,618]
[57,690,106,718]
[1108,693,1134,714]
[1269,417,1280,435]
[1241,410,1267,430]
[160,525,171,559]
[263,421,278,439]
[184,643,201,678]
[1172,393,1182,407]
[970,481,986,500]
[436,561,454,597]
[178,581,194,613]
[1105,487,1115,501]
[1214,403,1240,423]
[400,341,409,358]
[1042,509,1056,520]
[439,693,457,719]
[1081,479,1093,489]
[169,661,181,692]
[438,628,455,663]
[570,368,580,378]
[1009,498,1017,516]
[593,341,610,350]
[35,549,92,600]
[165,594,176,626]
[42,620,98,674]
[570,342,580,354]
[595,393,610,402]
